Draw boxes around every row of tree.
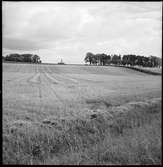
[3,53,42,63]
[84,52,162,67]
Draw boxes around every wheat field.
[3,63,162,165]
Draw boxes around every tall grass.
[3,98,161,165]
[118,65,161,75]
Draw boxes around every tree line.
[3,53,42,63]
[84,52,162,67]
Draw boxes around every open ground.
[3,63,162,165]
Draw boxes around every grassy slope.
[118,65,162,75]
[3,63,162,165]
[3,98,161,165]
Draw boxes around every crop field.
[138,67,162,74]
[3,63,162,165]
[127,66,162,75]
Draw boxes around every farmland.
[3,63,162,165]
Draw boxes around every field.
[136,67,162,74]
[3,63,162,165]
[121,65,162,75]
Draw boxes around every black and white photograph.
[2,1,162,165]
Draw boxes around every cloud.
[2,1,162,63]
[3,37,44,51]
[3,2,88,51]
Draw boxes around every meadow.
[3,63,162,165]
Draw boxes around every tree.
[111,54,121,65]
[149,56,160,67]
[95,54,101,65]
[129,54,137,66]
[32,55,40,63]
[3,53,42,63]
[101,53,108,65]
[106,55,111,65]
[84,52,94,65]
[84,52,161,67]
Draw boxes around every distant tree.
[118,55,122,65]
[21,54,32,62]
[157,57,162,67]
[4,53,42,63]
[142,56,149,67]
[84,52,94,65]
[122,55,127,65]
[5,53,19,61]
[106,55,111,65]
[101,53,108,65]
[95,54,101,65]
[149,56,160,67]
[84,52,161,68]
[135,55,143,66]
[111,54,121,65]
[129,54,137,66]
[32,55,40,63]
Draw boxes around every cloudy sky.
[2,1,162,64]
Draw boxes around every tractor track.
[26,73,40,84]
[27,73,41,84]
[36,65,42,100]
[43,72,65,105]
[44,65,79,85]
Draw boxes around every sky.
[2,1,162,64]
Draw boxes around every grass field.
[137,67,162,74]
[3,63,162,165]
[119,65,162,75]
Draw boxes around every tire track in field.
[27,73,41,84]
[43,66,63,85]
[44,72,59,84]
[40,66,63,103]
[39,72,59,114]
[42,72,65,105]
[53,73,86,103]
[43,66,77,85]
[43,67,84,108]
[36,66,84,115]
[25,73,39,83]
[44,66,85,103]
[63,75,100,84]
[44,65,79,85]
[38,75,42,99]
[43,66,61,85]
[41,66,67,110]
[36,68,67,117]
[26,65,43,117]
[44,65,82,104]
[50,73,79,86]
[3,67,42,117]
[59,74,79,84]
[36,65,42,100]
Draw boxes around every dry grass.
[3,63,162,164]
[137,67,162,74]
[3,97,161,165]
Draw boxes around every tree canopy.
[3,53,42,63]
[84,52,161,68]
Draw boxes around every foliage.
[3,53,41,63]
[84,52,161,67]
